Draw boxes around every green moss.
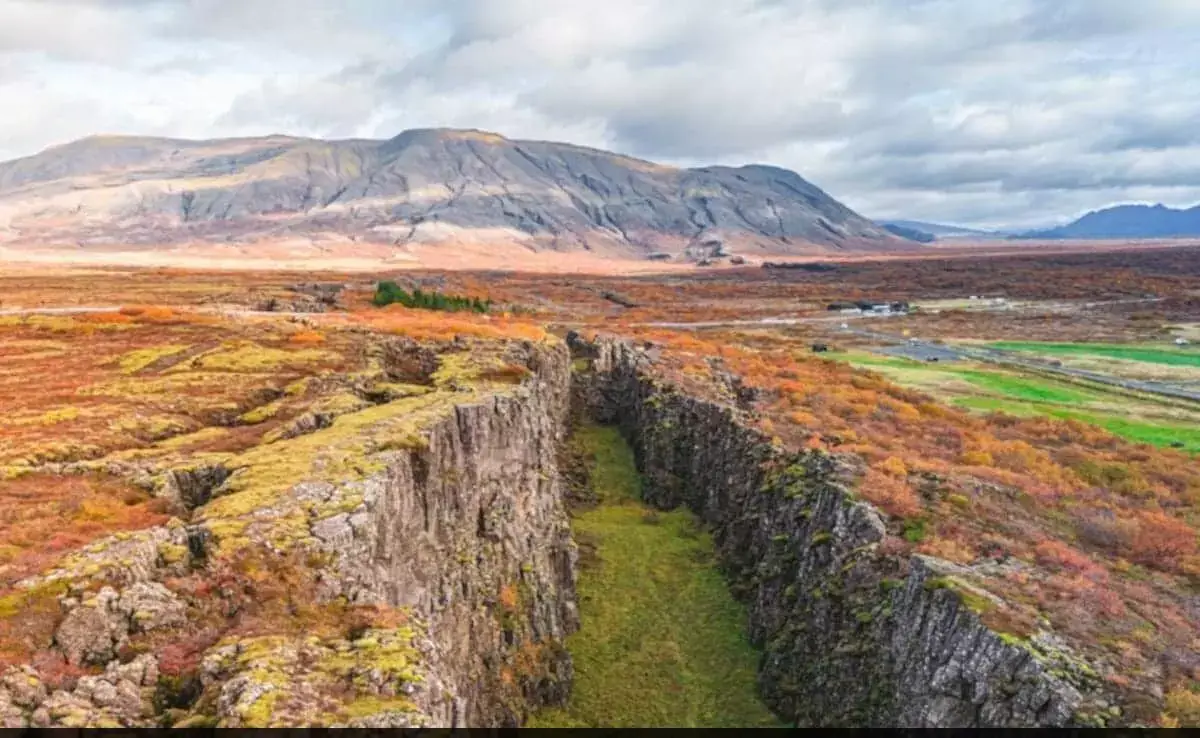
[902,518,929,543]
[571,358,593,373]
[284,377,313,397]
[430,352,480,388]
[240,400,284,425]
[365,382,434,402]
[8,406,84,427]
[924,577,951,592]
[0,464,32,481]
[336,696,419,720]
[0,578,69,618]
[880,578,902,593]
[529,425,778,728]
[198,378,516,553]
[811,532,832,546]
[239,688,282,726]
[955,589,995,615]
[998,632,1026,647]
[924,576,996,615]
[157,543,189,566]
[108,414,191,440]
[116,344,190,374]
[178,341,336,374]
[212,627,425,727]
[311,392,372,416]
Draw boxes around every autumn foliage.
[629,326,1199,708]
[287,329,326,345]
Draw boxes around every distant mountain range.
[878,220,1000,240]
[880,223,936,243]
[1016,203,1200,240]
[0,128,909,260]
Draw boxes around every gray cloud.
[0,0,1198,228]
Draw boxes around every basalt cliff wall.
[0,339,577,728]
[571,334,1106,728]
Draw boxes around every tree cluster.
[372,281,492,314]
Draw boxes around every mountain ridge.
[879,219,1002,239]
[1018,202,1200,240]
[0,128,907,260]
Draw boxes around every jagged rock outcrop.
[55,583,187,666]
[0,339,578,728]
[190,339,579,727]
[0,129,906,257]
[570,334,1114,728]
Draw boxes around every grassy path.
[529,425,779,728]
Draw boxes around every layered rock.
[571,334,1112,727]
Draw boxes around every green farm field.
[988,341,1200,368]
[977,341,1200,384]
[832,351,1200,453]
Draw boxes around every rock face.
[0,339,578,728]
[191,340,580,727]
[571,335,1107,728]
[0,129,905,257]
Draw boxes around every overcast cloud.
[1,0,1198,228]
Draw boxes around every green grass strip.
[530,425,779,728]
[990,341,1200,368]
[955,397,1200,452]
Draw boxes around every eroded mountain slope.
[0,129,902,258]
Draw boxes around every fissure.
[0,333,1117,727]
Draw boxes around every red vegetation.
[287,329,326,345]
[627,326,1198,702]
[0,474,169,588]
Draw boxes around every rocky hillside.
[0,129,904,259]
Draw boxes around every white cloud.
[0,0,1197,228]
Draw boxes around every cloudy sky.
[2,0,1198,229]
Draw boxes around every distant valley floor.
[2,236,1200,274]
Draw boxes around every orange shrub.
[1129,511,1196,573]
[1034,539,1098,575]
[138,306,177,323]
[79,312,133,325]
[861,467,922,519]
[288,330,326,345]
[879,456,908,478]
[918,536,977,564]
[1164,685,1200,727]
[498,583,519,612]
[119,305,177,323]
[961,450,994,467]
